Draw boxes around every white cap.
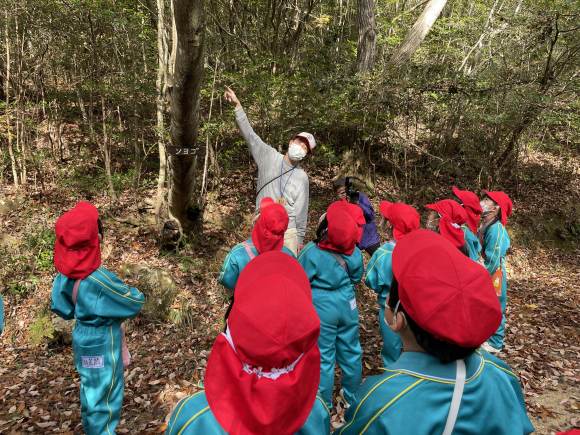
[295,132,315,153]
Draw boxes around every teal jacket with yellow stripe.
[364,243,395,307]
[462,224,482,262]
[218,238,295,290]
[337,350,534,435]
[166,387,330,435]
[51,267,145,325]
[478,221,510,312]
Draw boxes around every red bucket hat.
[482,190,513,226]
[205,251,320,435]
[320,200,360,255]
[392,230,502,347]
[426,200,468,248]
[54,202,101,279]
[452,186,482,234]
[252,197,289,253]
[379,201,420,242]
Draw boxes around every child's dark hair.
[387,277,478,363]
[449,192,462,205]
[313,216,329,244]
[457,243,470,258]
[97,218,105,241]
[333,178,346,192]
[480,195,502,253]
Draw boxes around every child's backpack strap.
[442,358,466,435]
[242,240,256,260]
[328,250,349,276]
[72,279,81,306]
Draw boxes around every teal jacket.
[218,238,295,290]
[51,267,145,326]
[166,388,330,435]
[338,350,534,435]
[462,224,482,262]
[364,243,395,308]
[297,242,364,291]
[479,221,510,276]
[478,221,510,312]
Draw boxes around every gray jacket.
[235,108,309,244]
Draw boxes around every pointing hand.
[224,86,241,110]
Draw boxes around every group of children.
[49,181,529,435]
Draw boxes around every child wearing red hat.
[364,201,419,368]
[478,190,513,353]
[450,186,483,262]
[219,197,295,291]
[298,199,365,408]
[51,202,145,434]
[166,251,330,435]
[426,199,470,257]
[338,230,533,435]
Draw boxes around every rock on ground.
[118,264,179,322]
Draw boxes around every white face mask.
[480,201,497,217]
[427,218,440,232]
[288,143,307,161]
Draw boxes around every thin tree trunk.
[101,94,118,202]
[356,0,376,73]
[169,0,178,77]
[387,0,448,67]
[199,55,219,208]
[5,9,18,187]
[168,0,206,233]
[155,0,167,227]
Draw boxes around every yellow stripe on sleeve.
[338,373,402,434]
[218,245,245,284]
[364,248,392,279]
[297,242,316,260]
[360,379,424,434]
[317,395,330,415]
[168,391,206,435]
[88,276,146,304]
[176,406,211,435]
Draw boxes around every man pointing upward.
[224,86,314,255]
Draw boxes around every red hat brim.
[206,336,320,435]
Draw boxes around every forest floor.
[1,131,580,434]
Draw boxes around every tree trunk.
[101,94,118,202]
[168,0,206,233]
[5,9,18,187]
[356,0,376,74]
[386,0,448,67]
[339,127,373,190]
[155,0,167,227]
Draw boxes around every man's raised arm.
[224,86,277,165]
